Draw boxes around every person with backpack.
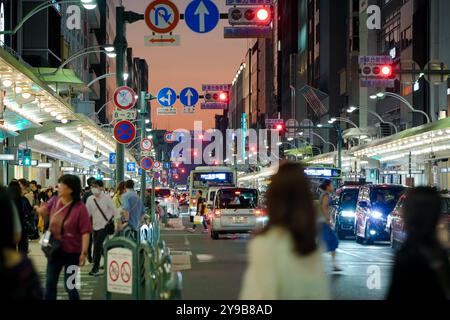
[85,180,119,276]
[387,187,450,300]
[8,181,34,254]
[35,174,92,300]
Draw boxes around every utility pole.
[113,7,144,186]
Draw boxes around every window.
[217,189,258,209]
[209,191,216,202]
[401,26,412,50]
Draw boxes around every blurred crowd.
[0,175,152,300]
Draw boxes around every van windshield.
[218,189,258,209]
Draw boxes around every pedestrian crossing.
[37,269,100,300]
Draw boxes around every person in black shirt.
[388,187,450,300]
[82,177,96,264]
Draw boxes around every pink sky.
[122,0,249,131]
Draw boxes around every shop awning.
[32,67,90,93]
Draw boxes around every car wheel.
[364,223,374,245]
[211,231,219,240]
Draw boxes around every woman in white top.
[240,162,330,300]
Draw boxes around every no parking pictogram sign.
[114,120,136,145]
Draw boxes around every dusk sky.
[122,0,249,131]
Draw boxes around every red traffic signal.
[381,65,393,77]
[228,6,273,26]
[361,64,395,79]
[205,91,230,103]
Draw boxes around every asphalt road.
[30,214,395,300]
[164,218,395,300]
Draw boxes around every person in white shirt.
[240,162,330,300]
[85,180,119,276]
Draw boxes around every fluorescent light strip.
[0,123,19,136]
[34,134,100,163]
[4,103,43,127]
[80,128,116,153]
[56,127,109,157]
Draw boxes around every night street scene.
[0,0,449,311]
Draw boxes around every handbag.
[93,198,115,235]
[194,215,204,225]
[40,200,73,259]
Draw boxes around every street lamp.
[347,106,398,134]
[311,132,337,152]
[0,0,97,35]
[327,117,359,129]
[370,91,431,124]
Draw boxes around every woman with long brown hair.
[240,162,329,300]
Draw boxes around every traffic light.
[23,149,32,167]
[360,64,395,79]
[205,91,230,103]
[228,6,273,26]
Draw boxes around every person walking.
[82,177,96,264]
[85,180,119,276]
[35,174,92,300]
[188,190,208,233]
[18,179,34,206]
[112,181,126,209]
[121,180,145,240]
[0,186,43,300]
[387,187,450,300]
[8,181,33,254]
[240,162,330,300]
[318,180,342,272]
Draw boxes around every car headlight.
[370,211,383,219]
[341,210,355,218]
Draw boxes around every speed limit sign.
[140,138,153,151]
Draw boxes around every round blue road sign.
[114,120,136,145]
[157,87,177,107]
[179,87,199,107]
[141,157,154,172]
[185,0,219,34]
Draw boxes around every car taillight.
[254,209,266,217]
[214,209,221,217]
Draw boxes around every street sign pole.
[114,6,126,186]
[140,91,147,203]
[114,7,145,187]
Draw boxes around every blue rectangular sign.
[224,26,272,39]
[226,0,272,5]
[201,102,228,110]
[109,153,116,165]
[127,162,136,172]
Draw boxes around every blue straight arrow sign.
[185,0,220,34]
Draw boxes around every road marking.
[196,254,214,262]
[184,235,190,246]
[336,248,363,259]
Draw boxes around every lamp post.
[328,117,359,128]
[370,92,431,124]
[311,132,337,152]
[347,106,398,134]
[0,0,97,35]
